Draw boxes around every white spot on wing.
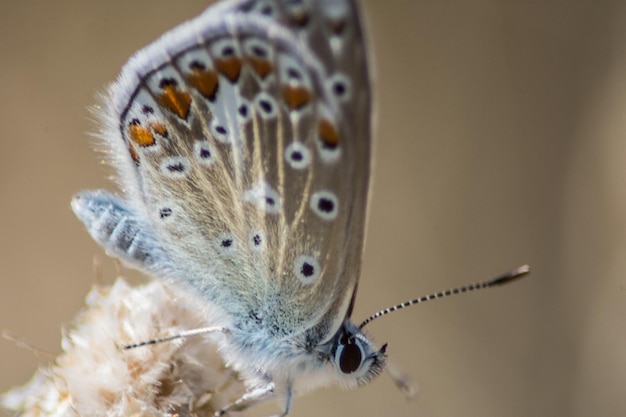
[310,190,339,220]
[236,98,252,124]
[327,72,351,103]
[210,118,230,143]
[316,139,342,164]
[248,230,265,252]
[254,92,278,119]
[209,38,242,62]
[194,141,217,166]
[284,142,311,169]
[294,255,321,285]
[244,181,281,214]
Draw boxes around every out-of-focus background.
[1,1,625,416]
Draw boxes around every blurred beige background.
[1,0,625,416]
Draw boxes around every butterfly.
[71,0,528,415]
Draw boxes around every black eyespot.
[221,239,233,248]
[142,105,154,114]
[339,341,362,374]
[333,81,346,96]
[159,78,177,88]
[251,45,267,57]
[294,255,320,283]
[189,60,206,70]
[239,104,249,117]
[200,148,212,159]
[290,151,303,161]
[311,192,339,220]
[167,162,186,173]
[261,5,273,15]
[215,125,227,135]
[253,234,262,246]
[159,207,172,219]
[265,197,275,206]
[301,262,314,277]
[222,46,235,57]
[285,144,310,169]
[161,158,190,177]
[329,18,347,36]
[259,99,273,114]
[318,198,334,213]
[287,68,301,80]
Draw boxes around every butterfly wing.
[73,0,370,340]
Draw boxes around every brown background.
[1,1,625,416]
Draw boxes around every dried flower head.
[1,278,247,417]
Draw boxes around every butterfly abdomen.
[72,190,163,270]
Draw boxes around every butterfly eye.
[335,337,365,374]
[339,341,362,374]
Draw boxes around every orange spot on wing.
[290,12,310,27]
[187,67,219,100]
[319,119,340,148]
[248,56,273,79]
[150,122,168,138]
[215,57,242,83]
[128,142,140,164]
[158,85,192,120]
[329,18,346,35]
[282,85,310,110]
[128,120,156,147]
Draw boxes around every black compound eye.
[339,341,362,374]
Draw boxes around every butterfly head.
[326,320,387,388]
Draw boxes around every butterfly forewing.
[102,0,370,339]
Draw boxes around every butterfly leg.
[277,382,294,417]
[214,380,294,417]
[214,381,276,417]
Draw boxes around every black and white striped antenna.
[358,265,530,329]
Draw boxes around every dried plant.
[1,278,247,417]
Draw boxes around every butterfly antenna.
[358,265,530,329]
